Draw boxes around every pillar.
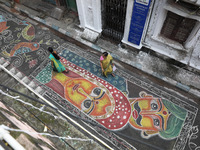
[76,0,102,33]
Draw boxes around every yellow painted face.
[129,97,169,132]
[64,78,112,117]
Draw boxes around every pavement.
[0,1,200,150]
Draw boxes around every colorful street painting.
[1,7,199,150]
[0,9,63,76]
[35,46,198,150]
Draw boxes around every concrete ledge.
[190,88,200,97]
[28,81,36,89]
[176,82,190,92]
[16,72,23,79]
[22,76,31,84]
[163,77,177,86]
[51,24,59,30]
[10,68,17,74]
[91,44,101,52]
[2,61,10,68]
[81,28,100,43]
[35,86,44,95]
[152,72,164,80]
[0,0,14,8]
[58,28,66,34]
[130,61,142,70]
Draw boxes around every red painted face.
[54,58,131,130]
[64,78,113,117]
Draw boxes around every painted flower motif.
[29,59,38,68]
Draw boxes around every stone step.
[35,86,44,95]
[0,70,17,90]
[9,67,18,75]
[0,72,10,84]
[0,57,6,65]
[28,81,37,89]
[2,61,10,68]
[16,72,24,80]
[22,76,31,85]
[6,64,15,71]
[0,59,7,71]
[0,64,45,104]
[0,69,5,77]
[1,75,13,86]
[4,78,18,89]
[14,82,36,99]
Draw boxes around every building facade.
[76,0,200,71]
[143,0,200,71]
[13,0,200,71]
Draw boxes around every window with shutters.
[161,11,196,44]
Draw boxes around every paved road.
[0,6,200,150]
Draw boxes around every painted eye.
[90,87,105,100]
[151,103,158,110]
[81,99,94,114]
[153,119,160,126]
[83,99,92,109]
[93,88,101,96]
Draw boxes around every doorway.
[101,0,128,42]
[65,0,77,11]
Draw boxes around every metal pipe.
[0,126,25,150]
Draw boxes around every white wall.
[76,0,102,33]
[76,0,200,71]
[143,0,200,70]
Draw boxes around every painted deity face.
[129,97,169,132]
[64,78,112,117]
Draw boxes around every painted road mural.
[36,50,187,140]
[0,7,199,150]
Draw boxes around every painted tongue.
[132,109,138,120]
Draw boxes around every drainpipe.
[0,126,25,150]
[141,0,156,48]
